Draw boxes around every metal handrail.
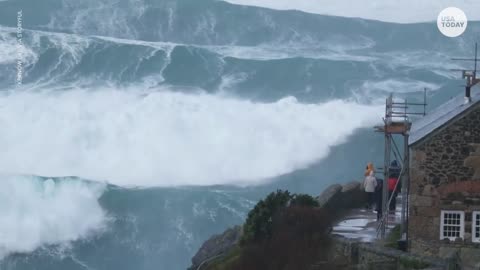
[196,253,226,270]
[376,164,406,236]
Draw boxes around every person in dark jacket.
[390,160,401,178]
[375,178,383,221]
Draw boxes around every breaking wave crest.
[0,175,107,258]
[0,88,381,187]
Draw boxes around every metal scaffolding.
[374,90,427,242]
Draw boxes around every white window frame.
[472,211,480,243]
[440,210,465,241]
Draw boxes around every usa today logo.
[437,7,467,37]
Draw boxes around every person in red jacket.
[388,160,401,211]
[388,177,398,211]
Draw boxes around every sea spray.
[0,89,381,187]
[0,175,107,258]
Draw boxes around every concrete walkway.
[331,197,402,242]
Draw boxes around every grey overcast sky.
[223,0,480,23]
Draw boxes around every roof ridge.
[409,90,480,146]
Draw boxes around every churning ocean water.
[0,0,479,269]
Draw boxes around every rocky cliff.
[188,181,366,269]
[189,226,242,270]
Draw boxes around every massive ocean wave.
[0,0,478,269]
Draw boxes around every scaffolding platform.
[374,122,412,134]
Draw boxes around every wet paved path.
[332,197,402,242]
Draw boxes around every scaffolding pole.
[400,132,409,241]
[375,92,427,243]
[381,132,391,239]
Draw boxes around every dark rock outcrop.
[316,182,366,210]
[316,184,343,208]
[341,181,361,193]
[339,181,367,209]
[189,225,242,270]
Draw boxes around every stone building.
[408,91,480,269]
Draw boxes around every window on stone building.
[473,211,480,243]
[440,210,464,241]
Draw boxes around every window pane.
[441,211,465,240]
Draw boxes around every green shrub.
[385,225,401,249]
[291,194,320,207]
[398,258,430,269]
[231,206,333,270]
[207,190,334,270]
[242,190,292,243]
[241,190,319,244]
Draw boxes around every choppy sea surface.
[0,0,478,269]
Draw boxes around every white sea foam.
[93,34,376,62]
[0,27,37,66]
[93,35,175,51]
[377,50,465,79]
[46,0,144,39]
[0,175,107,258]
[211,45,377,62]
[360,79,441,94]
[350,79,441,103]
[0,87,381,187]
[223,0,480,23]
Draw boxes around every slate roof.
[409,90,480,146]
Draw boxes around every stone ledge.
[331,236,452,270]
[189,225,242,270]
[316,181,366,210]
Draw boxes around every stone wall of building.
[409,106,480,269]
[328,237,452,270]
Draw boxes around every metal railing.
[376,164,406,237]
[196,253,226,270]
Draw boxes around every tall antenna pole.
[423,88,427,116]
[452,42,480,101]
[475,42,478,76]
